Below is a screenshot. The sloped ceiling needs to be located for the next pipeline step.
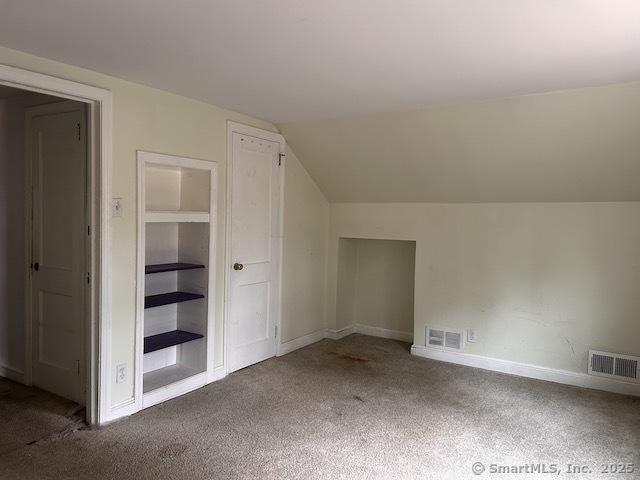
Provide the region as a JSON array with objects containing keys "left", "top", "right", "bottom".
[
  {"left": 279, "top": 82, "right": 640, "bottom": 202},
  {"left": 0, "top": 1, "right": 639, "bottom": 123}
]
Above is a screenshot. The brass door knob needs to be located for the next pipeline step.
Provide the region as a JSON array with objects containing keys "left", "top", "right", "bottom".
[{"left": 233, "top": 262, "right": 244, "bottom": 271}]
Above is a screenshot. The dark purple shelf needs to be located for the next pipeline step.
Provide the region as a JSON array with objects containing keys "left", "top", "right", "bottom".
[
  {"left": 143, "top": 330, "right": 204, "bottom": 354},
  {"left": 144, "top": 291, "right": 204, "bottom": 309},
  {"left": 145, "top": 263, "right": 205, "bottom": 274}
]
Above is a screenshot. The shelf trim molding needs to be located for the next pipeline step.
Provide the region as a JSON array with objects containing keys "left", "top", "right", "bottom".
[{"left": 145, "top": 211, "right": 210, "bottom": 223}]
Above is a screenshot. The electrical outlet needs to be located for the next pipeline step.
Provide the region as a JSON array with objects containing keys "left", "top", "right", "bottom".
[
  {"left": 116, "top": 364, "right": 126, "bottom": 384},
  {"left": 111, "top": 197, "right": 123, "bottom": 218},
  {"left": 467, "top": 329, "right": 478, "bottom": 343}
]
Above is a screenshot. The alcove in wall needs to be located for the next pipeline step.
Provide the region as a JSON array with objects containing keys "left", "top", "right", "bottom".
[{"left": 336, "top": 238, "right": 416, "bottom": 339}]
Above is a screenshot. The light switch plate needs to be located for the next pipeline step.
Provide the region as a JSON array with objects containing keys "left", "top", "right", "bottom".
[{"left": 112, "top": 197, "right": 123, "bottom": 218}]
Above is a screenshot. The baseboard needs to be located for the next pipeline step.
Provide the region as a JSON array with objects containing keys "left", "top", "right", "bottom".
[
  {"left": 324, "top": 326, "right": 354, "bottom": 340},
  {"left": 411, "top": 345, "right": 640, "bottom": 397},
  {"left": 104, "top": 397, "right": 139, "bottom": 424},
  {"left": 278, "top": 329, "right": 326, "bottom": 356},
  {"left": 0, "top": 364, "right": 25, "bottom": 384},
  {"left": 278, "top": 324, "right": 412, "bottom": 356},
  {"left": 352, "top": 324, "right": 412, "bottom": 343},
  {"left": 210, "top": 365, "right": 227, "bottom": 382}
]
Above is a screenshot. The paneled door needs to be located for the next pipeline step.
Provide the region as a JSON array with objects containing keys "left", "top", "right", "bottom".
[
  {"left": 227, "top": 127, "right": 282, "bottom": 373},
  {"left": 27, "top": 101, "right": 87, "bottom": 404}
]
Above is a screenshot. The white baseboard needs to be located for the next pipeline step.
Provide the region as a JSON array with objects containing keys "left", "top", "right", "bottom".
[
  {"left": 143, "top": 371, "right": 208, "bottom": 410},
  {"left": 105, "top": 397, "right": 139, "bottom": 423},
  {"left": 278, "top": 324, "right": 413, "bottom": 356},
  {"left": 0, "top": 365, "right": 25, "bottom": 384},
  {"left": 325, "top": 326, "right": 354, "bottom": 340},
  {"left": 105, "top": 366, "right": 228, "bottom": 424},
  {"left": 352, "top": 324, "right": 413, "bottom": 343},
  {"left": 411, "top": 345, "right": 640, "bottom": 397},
  {"left": 210, "top": 365, "right": 227, "bottom": 382},
  {"left": 278, "top": 329, "right": 327, "bottom": 356}
]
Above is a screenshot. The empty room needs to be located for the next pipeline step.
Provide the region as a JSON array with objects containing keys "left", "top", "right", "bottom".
[{"left": 0, "top": 2, "right": 639, "bottom": 479}]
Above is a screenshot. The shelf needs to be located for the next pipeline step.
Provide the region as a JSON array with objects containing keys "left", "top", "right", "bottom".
[
  {"left": 145, "top": 263, "right": 205, "bottom": 274},
  {"left": 143, "top": 363, "right": 204, "bottom": 394},
  {"left": 144, "top": 329, "right": 204, "bottom": 354},
  {"left": 145, "top": 211, "right": 210, "bottom": 223},
  {"left": 144, "top": 291, "right": 204, "bottom": 309}
]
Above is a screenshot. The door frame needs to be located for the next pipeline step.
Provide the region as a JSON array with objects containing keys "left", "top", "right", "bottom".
[
  {"left": 0, "top": 64, "right": 112, "bottom": 425},
  {"left": 24, "top": 100, "right": 88, "bottom": 405},
  {"left": 224, "top": 121, "right": 285, "bottom": 374}
]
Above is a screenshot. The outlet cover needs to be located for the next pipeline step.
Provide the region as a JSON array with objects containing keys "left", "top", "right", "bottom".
[
  {"left": 467, "top": 329, "right": 478, "bottom": 343},
  {"left": 116, "top": 364, "right": 126, "bottom": 384}
]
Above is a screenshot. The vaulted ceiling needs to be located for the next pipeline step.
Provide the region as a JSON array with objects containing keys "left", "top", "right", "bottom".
[
  {"left": 280, "top": 82, "right": 640, "bottom": 202},
  {"left": 0, "top": 1, "right": 639, "bottom": 123},
  {"left": 1, "top": 1, "right": 639, "bottom": 202}
]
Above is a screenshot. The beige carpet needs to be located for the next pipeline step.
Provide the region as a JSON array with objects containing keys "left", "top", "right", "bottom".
[{"left": 1, "top": 334, "right": 638, "bottom": 479}]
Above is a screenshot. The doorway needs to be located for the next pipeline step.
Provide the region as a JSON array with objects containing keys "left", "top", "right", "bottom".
[
  {"left": 225, "top": 122, "right": 285, "bottom": 373},
  {"left": 0, "top": 63, "right": 112, "bottom": 424},
  {"left": 0, "top": 88, "right": 87, "bottom": 407}
]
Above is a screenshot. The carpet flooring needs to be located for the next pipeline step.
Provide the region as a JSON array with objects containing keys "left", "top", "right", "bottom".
[{"left": 0, "top": 334, "right": 638, "bottom": 479}]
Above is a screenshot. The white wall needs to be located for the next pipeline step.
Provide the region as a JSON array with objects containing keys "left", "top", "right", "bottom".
[
  {"left": 280, "top": 80, "right": 640, "bottom": 203},
  {"left": 328, "top": 203, "right": 640, "bottom": 374},
  {"left": 0, "top": 47, "right": 330, "bottom": 409},
  {"left": 281, "top": 147, "right": 329, "bottom": 342},
  {"left": 0, "top": 91, "right": 60, "bottom": 378}
]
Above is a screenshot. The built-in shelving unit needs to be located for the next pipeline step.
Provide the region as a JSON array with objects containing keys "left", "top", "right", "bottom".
[{"left": 137, "top": 151, "right": 217, "bottom": 408}]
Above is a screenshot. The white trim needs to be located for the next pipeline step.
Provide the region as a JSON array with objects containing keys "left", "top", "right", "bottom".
[
  {"left": 325, "top": 326, "right": 355, "bottom": 340},
  {"left": 135, "top": 151, "right": 219, "bottom": 415},
  {"left": 224, "top": 122, "right": 285, "bottom": 375},
  {"left": 411, "top": 345, "right": 640, "bottom": 397},
  {"left": 103, "top": 398, "right": 138, "bottom": 424},
  {"left": 142, "top": 372, "right": 207, "bottom": 409},
  {"left": 0, "top": 365, "right": 25, "bottom": 384},
  {"left": 0, "top": 64, "right": 112, "bottom": 426},
  {"left": 144, "top": 211, "right": 210, "bottom": 223},
  {"left": 211, "top": 365, "right": 227, "bottom": 382},
  {"left": 352, "top": 324, "right": 412, "bottom": 343},
  {"left": 278, "top": 324, "right": 412, "bottom": 356},
  {"left": 277, "top": 330, "right": 326, "bottom": 356}
]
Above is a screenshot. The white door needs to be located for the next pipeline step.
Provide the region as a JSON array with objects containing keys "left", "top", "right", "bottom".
[
  {"left": 227, "top": 130, "right": 282, "bottom": 373},
  {"left": 28, "top": 101, "right": 86, "bottom": 404}
]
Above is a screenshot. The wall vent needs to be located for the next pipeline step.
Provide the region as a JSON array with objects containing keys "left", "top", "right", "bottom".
[
  {"left": 426, "top": 326, "right": 464, "bottom": 351},
  {"left": 588, "top": 350, "right": 639, "bottom": 383}
]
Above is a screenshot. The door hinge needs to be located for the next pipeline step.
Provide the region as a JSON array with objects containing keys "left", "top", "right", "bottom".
[
  {"left": 86, "top": 272, "right": 90, "bottom": 284},
  {"left": 278, "top": 153, "right": 285, "bottom": 166},
  {"left": 76, "top": 359, "right": 80, "bottom": 376},
  {"left": 77, "top": 122, "right": 81, "bottom": 141},
  {"left": 87, "top": 225, "right": 91, "bottom": 236},
  {"left": 275, "top": 325, "right": 278, "bottom": 337}
]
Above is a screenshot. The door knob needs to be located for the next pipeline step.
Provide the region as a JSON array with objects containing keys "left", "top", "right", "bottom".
[
  {"left": 233, "top": 262, "right": 243, "bottom": 271},
  {"left": 32, "top": 262, "right": 39, "bottom": 271}
]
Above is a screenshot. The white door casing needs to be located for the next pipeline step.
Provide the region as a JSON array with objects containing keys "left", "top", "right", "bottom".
[
  {"left": 1, "top": 63, "right": 113, "bottom": 425},
  {"left": 27, "top": 101, "right": 87, "bottom": 404},
  {"left": 226, "top": 123, "right": 284, "bottom": 373}
]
